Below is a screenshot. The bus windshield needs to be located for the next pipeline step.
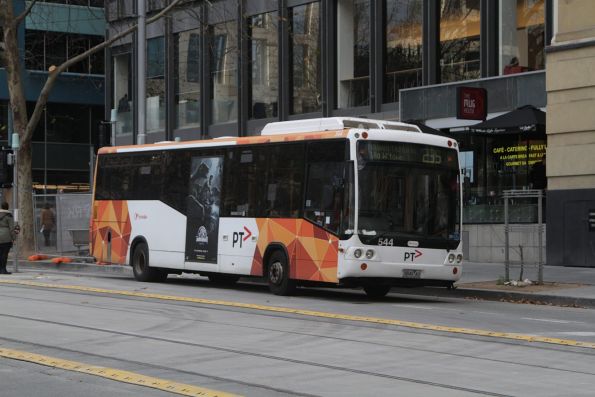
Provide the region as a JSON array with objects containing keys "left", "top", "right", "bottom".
[{"left": 357, "top": 141, "right": 460, "bottom": 249}]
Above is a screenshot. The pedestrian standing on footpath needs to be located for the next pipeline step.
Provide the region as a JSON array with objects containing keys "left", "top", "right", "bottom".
[
  {"left": 40, "top": 203, "right": 55, "bottom": 247},
  {"left": 0, "top": 202, "right": 16, "bottom": 275}
]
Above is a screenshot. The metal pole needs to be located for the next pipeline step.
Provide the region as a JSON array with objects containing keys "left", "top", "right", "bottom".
[
  {"left": 11, "top": 133, "right": 19, "bottom": 273},
  {"left": 44, "top": 108, "right": 47, "bottom": 195},
  {"left": 504, "top": 194, "right": 509, "bottom": 282},
  {"left": 537, "top": 190, "right": 543, "bottom": 284},
  {"left": 137, "top": 0, "right": 146, "bottom": 145}
]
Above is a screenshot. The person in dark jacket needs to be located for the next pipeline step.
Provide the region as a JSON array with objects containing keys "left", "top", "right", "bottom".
[{"left": 0, "top": 202, "right": 16, "bottom": 274}]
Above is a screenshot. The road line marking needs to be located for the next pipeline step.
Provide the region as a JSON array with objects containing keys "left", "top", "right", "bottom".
[
  {"left": 2, "top": 279, "right": 595, "bottom": 350},
  {"left": 0, "top": 347, "right": 239, "bottom": 397},
  {"left": 521, "top": 317, "right": 575, "bottom": 324}
]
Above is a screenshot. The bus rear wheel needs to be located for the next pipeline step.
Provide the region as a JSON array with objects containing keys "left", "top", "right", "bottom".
[
  {"left": 363, "top": 285, "right": 391, "bottom": 299},
  {"left": 267, "top": 251, "right": 296, "bottom": 296},
  {"left": 132, "top": 242, "right": 167, "bottom": 282}
]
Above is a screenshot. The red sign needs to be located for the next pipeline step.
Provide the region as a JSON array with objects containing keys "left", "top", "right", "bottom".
[{"left": 457, "top": 87, "right": 487, "bottom": 120}]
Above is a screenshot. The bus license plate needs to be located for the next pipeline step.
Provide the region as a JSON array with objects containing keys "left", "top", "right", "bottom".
[{"left": 402, "top": 269, "right": 421, "bottom": 279}]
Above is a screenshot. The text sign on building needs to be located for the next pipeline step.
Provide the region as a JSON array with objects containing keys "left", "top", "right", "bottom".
[
  {"left": 589, "top": 209, "right": 595, "bottom": 232},
  {"left": 457, "top": 87, "right": 487, "bottom": 120}
]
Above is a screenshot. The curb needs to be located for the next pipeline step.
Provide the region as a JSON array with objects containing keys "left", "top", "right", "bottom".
[
  {"left": 16, "top": 260, "right": 132, "bottom": 276},
  {"left": 396, "top": 286, "right": 595, "bottom": 309}
]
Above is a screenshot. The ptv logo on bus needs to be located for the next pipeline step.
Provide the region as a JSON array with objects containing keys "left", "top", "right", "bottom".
[
  {"left": 404, "top": 250, "right": 422, "bottom": 262},
  {"left": 232, "top": 226, "right": 252, "bottom": 248}
]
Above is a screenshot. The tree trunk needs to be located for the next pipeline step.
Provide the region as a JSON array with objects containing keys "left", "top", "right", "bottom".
[
  {"left": 0, "top": 0, "right": 185, "bottom": 256},
  {"left": 3, "top": 0, "right": 36, "bottom": 255}
]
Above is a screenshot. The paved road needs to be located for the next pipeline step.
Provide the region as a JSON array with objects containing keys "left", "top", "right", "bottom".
[{"left": 1, "top": 272, "right": 595, "bottom": 396}]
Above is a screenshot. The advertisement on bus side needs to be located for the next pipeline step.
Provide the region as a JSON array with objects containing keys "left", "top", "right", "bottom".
[{"left": 185, "top": 155, "right": 223, "bottom": 263}]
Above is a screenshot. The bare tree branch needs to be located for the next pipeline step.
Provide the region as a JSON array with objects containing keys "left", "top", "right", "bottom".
[
  {"left": 25, "top": 0, "right": 185, "bottom": 141},
  {"left": 15, "top": 0, "right": 39, "bottom": 26}
]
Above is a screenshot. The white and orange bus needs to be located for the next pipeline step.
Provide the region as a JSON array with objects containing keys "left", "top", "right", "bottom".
[{"left": 91, "top": 117, "right": 463, "bottom": 297}]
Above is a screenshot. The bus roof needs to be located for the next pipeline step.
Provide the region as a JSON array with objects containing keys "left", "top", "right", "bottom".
[
  {"left": 261, "top": 117, "right": 420, "bottom": 135},
  {"left": 97, "top": 118, "right": 426, "bottom": 155}
]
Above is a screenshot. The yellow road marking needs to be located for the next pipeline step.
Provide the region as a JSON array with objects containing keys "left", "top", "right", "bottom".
[
  {"left": 0, "top": 347, "right": 239, "bottom": 397},
  {"left": 1, "top": 279, "right": 595, "bottom": 349}
]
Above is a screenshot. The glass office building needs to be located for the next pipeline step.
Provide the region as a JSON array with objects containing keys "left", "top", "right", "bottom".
[
  {"left": 106, "top": 0, "right": 552, "bottom": 263},
  {"left": 0, "top": 0, "right": 105, "bottom": 189}
]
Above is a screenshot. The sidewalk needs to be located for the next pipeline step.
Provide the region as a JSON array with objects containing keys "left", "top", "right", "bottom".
[{"left": 7, "top": 258, "right": 595, "bottom": 308}]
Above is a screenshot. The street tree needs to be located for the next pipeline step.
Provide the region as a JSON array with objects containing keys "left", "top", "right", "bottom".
[{"left": 0, "top": 0, "right": 184, "bottom": 255}]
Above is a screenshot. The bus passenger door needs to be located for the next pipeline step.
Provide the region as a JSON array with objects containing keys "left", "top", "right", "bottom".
[{"left": 218, "top": 218, "right": 259, "bottom": 276}]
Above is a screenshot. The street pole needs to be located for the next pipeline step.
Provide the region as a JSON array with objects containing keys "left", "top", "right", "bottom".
[
  {"left": 137, "top": 0, "right": 146, "bottom": 145},
  {"left": 11, "top": 133, "right": 19, "bottom": 273}
]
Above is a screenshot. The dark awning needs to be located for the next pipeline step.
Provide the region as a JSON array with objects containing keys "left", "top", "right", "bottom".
[{"left": 467, "top": 105, "right": 545, "bottom": 136}]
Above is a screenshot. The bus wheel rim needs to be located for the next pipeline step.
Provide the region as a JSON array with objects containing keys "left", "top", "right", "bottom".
[{"left": 269, "top": 261, "right": 283, "bottom": 285}]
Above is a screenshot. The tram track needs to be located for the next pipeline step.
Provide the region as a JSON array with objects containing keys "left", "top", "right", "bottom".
[
  {"left": 2, "top": 310, "right": 594, "bottom": 396},
  {"left": 2, "top": 280, "right": 595, "bottom": 396},
  {"left": 1, "top": 281, "right": 595, "bottom": 354},
  {"left": 2, "top": 290, "right": 595, "bottom": 366},
  {"left": 0, "top": 319, "right": 512, "bottom": 397}
]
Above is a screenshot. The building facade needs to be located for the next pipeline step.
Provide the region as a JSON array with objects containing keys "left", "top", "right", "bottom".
[
  {"left": 0, "top": 0, "right": 105, "bottom": 191},
  {"left": 546, "top": 0, "right": 595, "bottom": 267},
  {"left": 107, "top": 0, "right": 559, "bottom": 264}
]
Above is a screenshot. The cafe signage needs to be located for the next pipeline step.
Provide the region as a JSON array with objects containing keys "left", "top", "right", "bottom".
[{"left": 457, "top": 87, "right": 487, "bottom": 120}]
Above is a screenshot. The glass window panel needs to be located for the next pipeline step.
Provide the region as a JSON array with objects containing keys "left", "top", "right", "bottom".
[
  {"left": 46, "top": 103, "right": 90, "bottom": 143},
  {"left": 439, "top": 0, "right": 481, "bottom": 83},
  {"left": 337, "top": 0, "right": 370, "bottom": 108},
  {"left": 290, "top": 2, "right": 321, "bottom": 115},
  {"left": 175, "top": 29, "right": 201, "bottom": 130},
  {"left": 0, "top": 28, "right": 5, "bottom": 69},
  {"left": 45, "top": 32, "right": 67, "bottom": 70},
  {"left": 385, "top": 0, "right": 423, "bottom": 103},
  {"left": 500, "top": 0, "right": 545, "bottom": 75},
  {"left": 266, "top": 144, "right": 305, "bottom": 217},
  {"left": 113, "top": 52, "right": 133, "bottom": 135},
  {"left": 0, "top": 102, "right": 8, "bottom": 142},
  {"left": 67, "top": 35, "right": 89, "bottom": 74},
  {"left": 211, "top": 20, "right": 238, "bottom": 124},
  {"left": 146, "top": 37, "right": 166, "bottom": 133},
  {"left": 249, "top": 12, "right": 279, "bottom": 119},
  {"left": 25, "top": 30, "right": 46, "bottom": 70},
  {"left": 456, "top": 133, "right": 546, "bottom": 223},
  {"left": 90, "top": 36, "right": 105, "bottom": 74}
]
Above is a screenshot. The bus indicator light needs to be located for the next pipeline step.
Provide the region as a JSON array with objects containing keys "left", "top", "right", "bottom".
[
  {"left": 360, "top": 263, "right": 367, "bottom": 271},
  {"left": 362, "top": 132, "right": 368, "bottom": 139}
]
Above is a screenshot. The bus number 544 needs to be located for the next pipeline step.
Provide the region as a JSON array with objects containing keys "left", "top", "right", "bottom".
[{"left": 378, "top": 238, "right": 393, "bottom": 246}]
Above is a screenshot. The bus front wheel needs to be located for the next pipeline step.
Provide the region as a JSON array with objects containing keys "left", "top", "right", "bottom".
[
  {"left": 267, "top": 251, "right": 296, "bottom": 296},
  {"left": 363, "top": 285, "right": 391, "bottom": 299},
  {"left": 132, "top": 242, "right": 167, "bottom": 282}
]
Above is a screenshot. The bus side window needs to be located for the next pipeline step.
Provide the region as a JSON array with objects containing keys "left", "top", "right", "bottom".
[
  {"left": 304, "top": 162, "right": 344, "bottom": 234},
  {"left": 304, "top": 141, "right": 348, "bottom": 234}
]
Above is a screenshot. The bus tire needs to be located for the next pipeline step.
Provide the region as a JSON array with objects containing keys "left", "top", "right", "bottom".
[
  {"left": 208, "top": 274, "right": 240, "bottom": 285},
  {"left": 363, "top": 285, "right": 391, "bottom": 299},
  {"left": 132, "top": 242, "right": 167, "bottom": 282},
  {"left": 267, "top": 250, "right": 296, "bottom": 296}
]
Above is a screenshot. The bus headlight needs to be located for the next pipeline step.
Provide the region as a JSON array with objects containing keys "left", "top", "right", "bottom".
[
  {"left": 354, "top": 248, "right": 363, "bottom": 259},
  {"left": 447, "top": 253, "right": 456, "bottom": 263},
  {"left": 456, "top": 254, "right": 463, "bottom": 263},
  {"left": 365, "top": 249, "right": 375, "bottom": 259}
]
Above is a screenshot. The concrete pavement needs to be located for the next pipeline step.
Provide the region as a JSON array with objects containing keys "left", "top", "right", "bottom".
[{"left": 6, "top": 258, "right": 595, "bottom": 308}]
